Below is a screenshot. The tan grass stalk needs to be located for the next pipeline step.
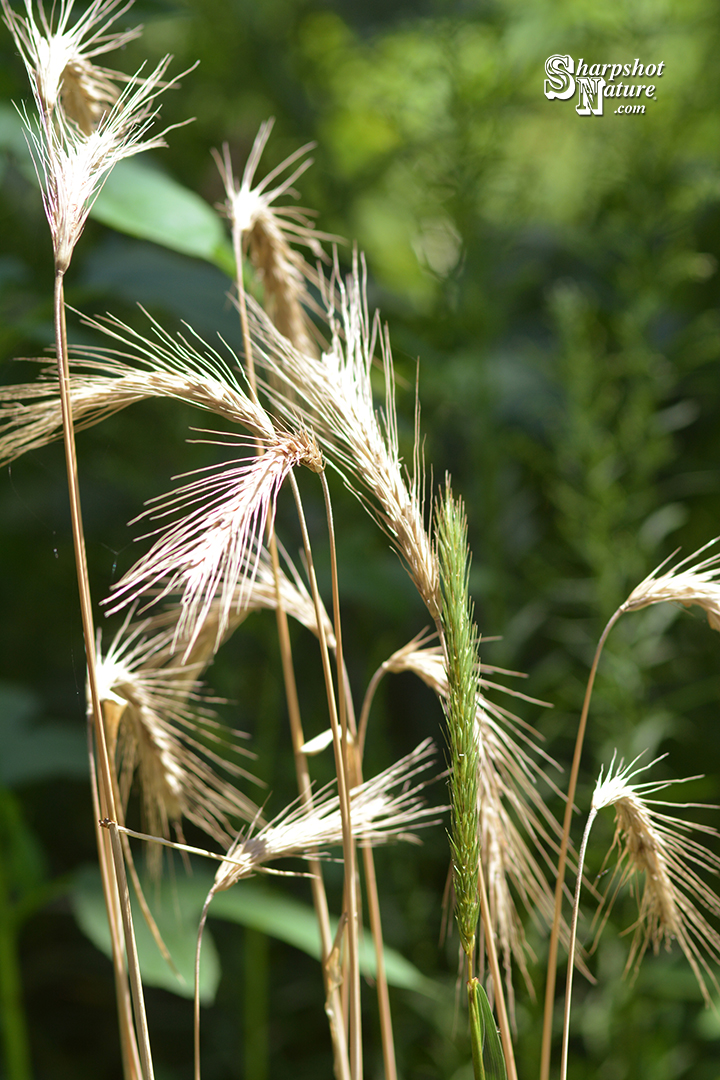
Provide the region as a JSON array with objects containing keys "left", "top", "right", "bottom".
[
  {"left": 53, "top": 270, "right": 158, "bottom": 1078},
  {"left": 88, "top": 729, "right": 143, "bottom": 1080},
  {"left": 2, "top": 8, "right": 198, "bottom": 1072},
  {"left": 219, "top": 122, "right": 353, "bottom": 1080},
  {"left": 288, "top": 469, "right": 362, "bottom": 1080},
  {"left": 222, "top": 123, "right": 356, "bottom": 1075}
]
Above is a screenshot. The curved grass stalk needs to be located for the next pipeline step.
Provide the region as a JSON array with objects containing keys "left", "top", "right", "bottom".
[{"left": 540, "top": 607, "right": 622, "bottom": 1080}]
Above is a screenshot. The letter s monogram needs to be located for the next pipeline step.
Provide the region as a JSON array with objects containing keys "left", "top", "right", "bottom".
[{"left": 544, "top": 55, "right": 576, "bottom": 100}]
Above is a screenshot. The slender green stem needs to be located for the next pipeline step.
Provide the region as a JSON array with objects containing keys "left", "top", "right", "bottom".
[
  {"left": 540, "top": 607, "right": 623, "bottom": 1080},
  {"left": 477, "top": 859, "right": 516, "bottom": 1080},
  {"left": 244, "top": 928, "right": 270, "bottom": 1080},
  {"left": 468, "top": 972, "right": 486, "bottom": 1080},
  {"left": 0, "top": 828, "right": 32, "bottom": 1080},
  {"left": 194, "top": 893, "right": 213, "bottom": 1080}
]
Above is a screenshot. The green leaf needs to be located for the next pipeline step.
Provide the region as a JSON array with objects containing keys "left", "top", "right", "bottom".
[
  {"left": 91, "top": 159, "right": 235, "bottom": 276},
  {"left": 0, "top": 684, "right": 87, "bottom": 787},
  {"left": 71, "top": 862, "right": 440, "bottom": 1002},
  {"left": 70, "top": 866, "right": 220, "bottom": 1005},
  {"left": 468, "top": 978, "right": 507, "bottom": 1080}
]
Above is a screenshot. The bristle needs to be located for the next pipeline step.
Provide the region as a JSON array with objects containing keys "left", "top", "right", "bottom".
[{"left": 105, "top": 430, "right": 324, "bottom": 654}]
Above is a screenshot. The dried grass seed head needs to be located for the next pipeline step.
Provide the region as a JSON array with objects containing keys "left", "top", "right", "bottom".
[
  {"left": 0, "top": 310, "right": 275, "bottom": 468},
  {"left": 212, "top": 738, "right": 443, "bottom": 893},
  {"left": 592, "top": 753, "right": 720, "bottom": 1004},
  {"left": 215, "top": 119, "right": 338, "bottom": 355},
  {"left": 141, "top": 540, "right": 335, "bottom": 671},
  {"left": 95, "top": 612, "right": 261, "bottom": 875},
  {"left": 624, "top": 540, "right": 720, "bottom": 632},
  {"left": 2, "top": 0, "right": 142, "bottom": 128},
  {"left": 24, "top": 54, "right": 189, "bottom": 271}
]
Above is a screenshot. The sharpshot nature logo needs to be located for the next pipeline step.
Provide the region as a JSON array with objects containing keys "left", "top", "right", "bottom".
[{"left": 544, "top": 54, "right": 664, "bottom": 116}]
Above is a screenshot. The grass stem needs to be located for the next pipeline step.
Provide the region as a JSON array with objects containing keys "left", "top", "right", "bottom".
[
  {"left": 55, "top": 270, "right": 154, "bottom": 1080},
  {"left": 289, "top": 471, "right": 361, "bottom": 1080}
]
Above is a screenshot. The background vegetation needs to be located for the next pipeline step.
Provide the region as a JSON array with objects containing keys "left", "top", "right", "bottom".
[{"left": 2, "top": 0, "right": 720, "bottom": 1077}]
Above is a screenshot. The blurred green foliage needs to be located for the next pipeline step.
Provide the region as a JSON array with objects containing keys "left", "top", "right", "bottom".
[{"left": 2, "top": 0, "right": 720, "bottom": 1078}]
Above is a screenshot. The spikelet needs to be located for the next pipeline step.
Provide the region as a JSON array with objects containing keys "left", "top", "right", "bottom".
[
  {"left": 250, "top": 251, "right": 440, "bottom": 619},
  {"left": 591, "top": 754, "right": 720, "bottom": 1003},
  {"left": 95, "top": 612, "right": 261, "bottom": 876},
  {"left": 623, "top": 540, "right": 720, "bottom": 631},
  {"left": 215, "top": 119, "right": 338, "bottom": 356},
  {"left": 2, "top": 0, "right": 142, "bottom": 130}
]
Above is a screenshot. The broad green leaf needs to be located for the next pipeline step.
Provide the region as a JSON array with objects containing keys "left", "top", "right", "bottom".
[
  {"left": 208, "top": 878, "right": 441, "bottom": 997},
  {"left": 71, "top": 862, "right": 440, "bottom": 1002},
  {"left": 91, "top": 159, "right": 235, "bottom": 276},
  {"left": 70, "top": 866, "right": 220, "bottom": 1004},
  {"left": 0, "top": 683, "right": 87, "bottom": 786}
]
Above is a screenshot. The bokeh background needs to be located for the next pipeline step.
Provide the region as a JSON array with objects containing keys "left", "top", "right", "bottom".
[{"left": 2, "top": 1, "right": 720, "bottom": 1078}]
